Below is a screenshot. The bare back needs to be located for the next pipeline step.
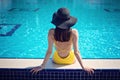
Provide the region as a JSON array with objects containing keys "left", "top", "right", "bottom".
[{"left": 49, "top": 28, "right": 78, "bottom": 58}]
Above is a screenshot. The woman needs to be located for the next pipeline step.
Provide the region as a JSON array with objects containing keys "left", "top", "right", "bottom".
[{"left": 31, "top": 8, "right": 94, "bottom": 74}]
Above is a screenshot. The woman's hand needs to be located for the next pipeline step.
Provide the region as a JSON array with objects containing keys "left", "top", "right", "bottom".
[
  {"left": 30, "top": 65, "right": 45, "bottom": 75},
  {"left": 83, "top": 66, "right": 94, "bottom": 75}
]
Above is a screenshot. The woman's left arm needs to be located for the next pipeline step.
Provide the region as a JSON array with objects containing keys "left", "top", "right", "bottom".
[
  {"left": 40, "top": 30, "right": 54, "bottom": 66},
  {"left": 30, "top": 30, "right": 54, "bottom": 74}
]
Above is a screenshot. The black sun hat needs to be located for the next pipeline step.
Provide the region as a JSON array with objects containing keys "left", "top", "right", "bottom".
[{"left": 51, "top": 8, "right": 77, "bottom": 29}]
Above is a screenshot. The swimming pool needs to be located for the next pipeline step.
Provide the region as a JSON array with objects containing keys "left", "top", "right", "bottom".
[{"left": 0, "top": 0, "right": 120, "bottom": 59}]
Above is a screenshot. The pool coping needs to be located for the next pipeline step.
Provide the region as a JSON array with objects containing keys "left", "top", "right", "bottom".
[{"left": 0, "top": 59, "right": 120, "bottom": 69}]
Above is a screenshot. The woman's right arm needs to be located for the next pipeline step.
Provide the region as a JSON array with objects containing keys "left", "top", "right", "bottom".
[
  {"left": 72, "top": 29, "right": 94, "bottom": 74},
  {"left": 72, "top": 29, "right": 84, "bottom": 68}
]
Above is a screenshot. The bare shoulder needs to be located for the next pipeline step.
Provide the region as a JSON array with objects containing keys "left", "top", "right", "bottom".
[
  {"left": 71, "top": 29, "right": 78, "bottom": 37},
  {"left": 49, "top": 28, "right": 54, "bottom": 34},
  {"left": 48, "top": 28, "right": 55, "bottom": 38}
]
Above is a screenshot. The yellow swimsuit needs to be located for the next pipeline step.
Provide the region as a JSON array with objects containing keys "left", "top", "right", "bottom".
[
  {"left": 53, "top": 50, "right": 75, "bottom": 64},
  {"left": 52, "top": 35, "right": 75, "bottom": 65}
]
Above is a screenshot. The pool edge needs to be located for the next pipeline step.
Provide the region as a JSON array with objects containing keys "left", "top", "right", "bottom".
[{"left": 0, "top": 59, "right": 120, "bottom": 69}]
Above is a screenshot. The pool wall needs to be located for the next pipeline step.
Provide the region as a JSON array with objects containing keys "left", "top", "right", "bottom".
[
  {"left": 0, "top": 59, "right": 120, "bottom": 80},
  {"left": 0, "top": 69, "right": 120, "bottom": 80}
]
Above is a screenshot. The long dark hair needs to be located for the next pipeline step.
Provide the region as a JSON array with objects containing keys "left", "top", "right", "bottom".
[{"left": 54, "top": 27, "right": 72, "bottom": 42}]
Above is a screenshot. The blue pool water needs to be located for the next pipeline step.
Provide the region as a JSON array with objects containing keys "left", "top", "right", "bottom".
[{"left": 0, "top": 0, "right": 120, "bottom": 58}]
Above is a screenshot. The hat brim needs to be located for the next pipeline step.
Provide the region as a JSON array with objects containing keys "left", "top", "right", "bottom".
[
  {"left": 51, "top": 13, "right": 77, "bottom": 29},
  {"left": 57, "top": 16, "right": 77, "bottom": 29}
]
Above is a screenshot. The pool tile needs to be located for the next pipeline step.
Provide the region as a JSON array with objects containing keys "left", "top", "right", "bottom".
[
  {"left": 0, "top": 68, "right": 120, "bottom": 80},
  {"left": 0, "top": 24, "right": 21, "bottom": 37}
]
